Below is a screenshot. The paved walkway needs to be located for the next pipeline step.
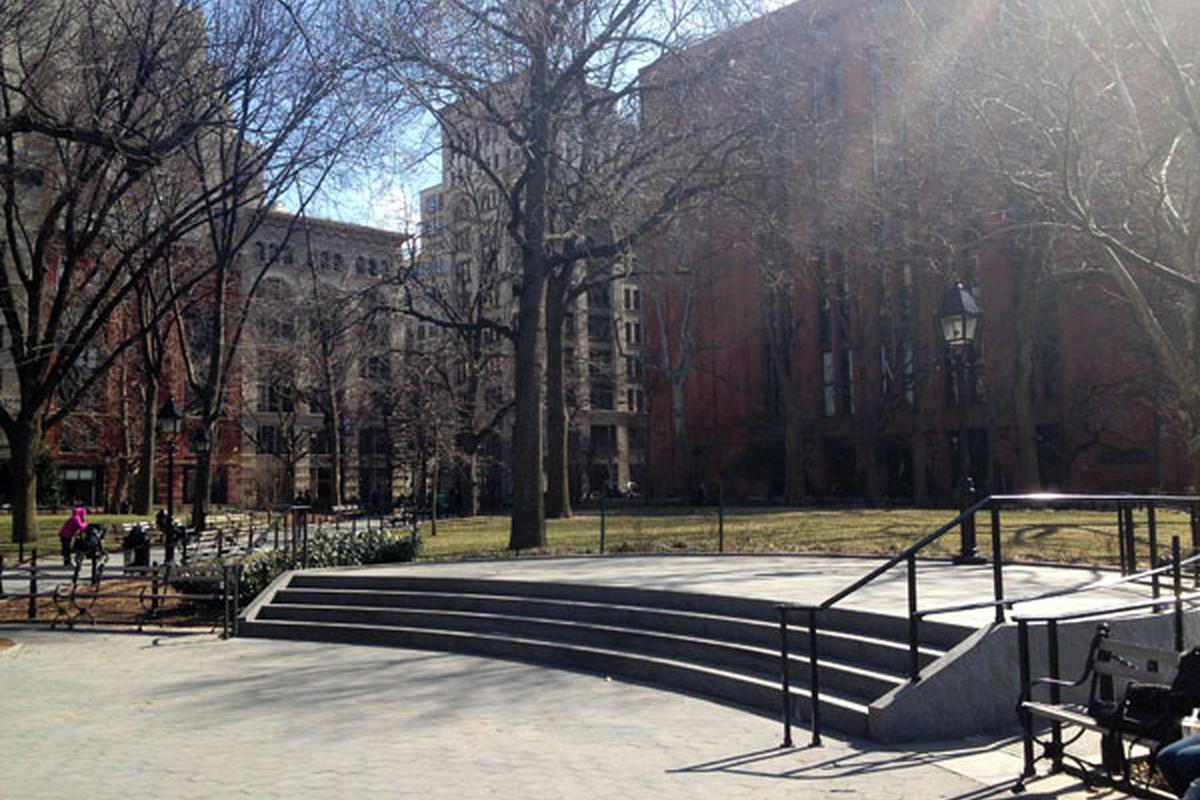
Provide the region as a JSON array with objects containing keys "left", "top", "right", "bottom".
[
  {"left": 0, "top": 628, "right": 1119, "bottom": 800},
  {"left": 348, "top": 554, "right": 1155, "bottom": 626}
]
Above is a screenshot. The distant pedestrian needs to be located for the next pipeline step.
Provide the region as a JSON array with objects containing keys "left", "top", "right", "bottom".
[{"left": 58, "top": 506, "right": 88, "bottom": 566}]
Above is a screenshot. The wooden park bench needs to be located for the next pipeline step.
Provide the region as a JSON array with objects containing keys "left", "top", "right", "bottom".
[{"left": 1018, "top": 623, "right": 1181, "bottom": 796}]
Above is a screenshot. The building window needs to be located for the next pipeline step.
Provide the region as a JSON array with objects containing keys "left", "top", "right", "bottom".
[
  {"left": 359, "top": 427, "right": 389, "bottom": 456},
  {"left": 259, "top": 382, "right": 295, "bottom": 413},
  {"left": 841, "top": 350, "right": 855, "bottom": 416},
  {"left": 590, "top": 380, "right": 614, "bottom": 410},
  {"left": 590, "top": 424, "right": 616, "bottom": 457},
  {"left": 822, "top": 351, "right": 835, "bottom": 417},
  {"left": 258, "top": 425, "right": 281, "bottom": 455},
  {"left": 361, "top": 355, "right": 391, "bottom": 380}
]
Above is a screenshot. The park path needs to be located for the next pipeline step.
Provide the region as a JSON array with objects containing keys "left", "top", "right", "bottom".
[{"left": 0, "top": 628, "right": 1114, "bottom": 800}]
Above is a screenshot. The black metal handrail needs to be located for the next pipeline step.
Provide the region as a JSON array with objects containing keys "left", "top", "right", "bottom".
[
  {"left": 778, "top": 493, "right": 1200, "bottom": 748},
  {"left": 916, "top": 548, "right": 1200, "bottom": 621}
]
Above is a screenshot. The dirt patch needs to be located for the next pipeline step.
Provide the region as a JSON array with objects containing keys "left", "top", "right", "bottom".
[
  {"left": 0, "top": 638, "right": 14, "bottom": 650},
  {"left": 0, "top": 578, "right": 219, "bottom": 628}
]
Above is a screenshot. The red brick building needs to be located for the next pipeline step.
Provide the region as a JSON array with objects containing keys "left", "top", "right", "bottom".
[{"left": 640, "top": 0, "right": 1193, "bottom": 504}]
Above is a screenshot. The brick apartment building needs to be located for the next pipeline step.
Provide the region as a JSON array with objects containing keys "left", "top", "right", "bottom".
[{"left": 639, "top": 0, "right": 1193, "bottom": 503}]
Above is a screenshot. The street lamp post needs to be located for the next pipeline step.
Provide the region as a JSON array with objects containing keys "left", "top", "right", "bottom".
[
  {"left": 158, "top": 396, "right": 182, "bottom": 563},
  {"left": 190, "top": 428, "right": 212, "bottom": 533},
  {"left": 938, "top": 283, "right": 985, "bottom": 565}
]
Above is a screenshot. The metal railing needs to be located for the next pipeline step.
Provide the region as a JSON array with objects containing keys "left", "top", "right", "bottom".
[
  {"left": 0, "top": 549, "right": 244, "bottom": 637},
  {"left": 778, "top": 493, "right": 1200, "bottom": 748}
]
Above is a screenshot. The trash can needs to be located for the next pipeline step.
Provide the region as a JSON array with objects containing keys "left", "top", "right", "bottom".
[{"left": 123, "top": 524, "right": 150, "bottom": 567}]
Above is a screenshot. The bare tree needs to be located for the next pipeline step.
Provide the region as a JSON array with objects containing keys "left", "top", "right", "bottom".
[
  {"left": 173, "top": 0, "right": 369, "bottom": 531},
  {"left": 351, "top": 0, "right": 757, "bottom": 548},
  {"left": 0, "top": 0, "right": 270, "bottom": 541},
  {"left": 969, "top": 0, "right": 1200, "bottom": 484}
]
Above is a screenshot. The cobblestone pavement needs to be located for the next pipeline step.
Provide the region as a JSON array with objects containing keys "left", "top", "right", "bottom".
[{"left": 1, "top": 629, "right": 1116, "bottom": 800}]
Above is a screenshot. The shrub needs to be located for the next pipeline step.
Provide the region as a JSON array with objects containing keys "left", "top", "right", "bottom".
[{"left": 235, "top": 527, "right": 421, "bottom": 605}]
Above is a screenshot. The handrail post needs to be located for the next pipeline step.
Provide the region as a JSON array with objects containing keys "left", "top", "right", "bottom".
[
  {"left": 808, "top": 606, "right": 822, "bottom": 747},
  {"left": 1149, "top": 501, "right": 1160, "bottom": 607},
  {"left": 1048, "top": 619, "right": 1063, "bottom": 772},
  {"left": 907, "top": 554, "right": 920, "bottom": 681},
  {"left": 1124, "top": 506, "right": 1138, "bottom": 573},
  {"left": 1118, "top": 503, "right": 1129, "bottom": 575},
  {"left": 1191, "top": 502, "right": 1200, "bottom": 587},
  {"left": 1018, "top": 619, "right": 1036, "bottom": 779},
  {"left": 1174, "top": 536, "right": 1184, "bottom": 652},
  {"left": 990, "top": 504, "right": 1005, "bottom": 624},
  {"left": 777, "top": 605, "right": 794, "bottom": 748}
]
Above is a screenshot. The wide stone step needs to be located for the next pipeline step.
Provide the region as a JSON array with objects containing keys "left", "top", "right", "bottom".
[
  {"left": 258, "top": 602, "right": 905, "bottom": 700},
  {"left": 285, "top": 574, "right": 971, "bottom": 650},
  {"left": 271, "top": 588, "right": 947, "bottom": 672},
  {"left": 239, "top": 616, "right": 870, "bottom": 738}
]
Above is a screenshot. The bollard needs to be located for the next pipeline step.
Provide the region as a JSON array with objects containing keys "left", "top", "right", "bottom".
[{"left": 28, "top": 548, "right": 38, "bottom": 620}]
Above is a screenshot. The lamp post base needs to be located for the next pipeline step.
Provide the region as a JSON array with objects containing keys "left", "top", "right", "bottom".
[{"left": 952, "top": 552, "right": 988, "bottom": 566}]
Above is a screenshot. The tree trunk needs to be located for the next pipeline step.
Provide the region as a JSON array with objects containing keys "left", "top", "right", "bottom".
[
  {"left": 912, "top": 430, "right": 930, "bottom": 505},
  {"left": 1011, "top": 260, "right": 1042, "bottom": 492},
  {"left": 9, "top": 418, "right": 41, "bottom": 545},
  {"left": 430, "top": 451, "right": 439, "bottom": 538},
  {"left": 133, "top": 382, "right": 159, "bottom": 515},
  {"left": 464, "top": 452, "right": 479, "bottom": 517},
  {"left": 110, "top": 463, "right": 129, "bottom": 514},
  {"left": 508, "top": 53, "right": 551, "bottom": 552},
  {"left": 782, "top": 399, "right": 807, "bottom": 505},
  {"left": 671, "top": 377, "right": 691, "bottom": 498},
  {"left": 545, "top": 272, "right": 571, "bottom": 519},
  {"left": 508, "top": 269, "right": 549, "bottom": 550}
]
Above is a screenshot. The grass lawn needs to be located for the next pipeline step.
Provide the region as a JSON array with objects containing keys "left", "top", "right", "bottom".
[
  {"left": 419, "top": 504, "right": 1194, "bottom": 567},
  {"left": 1, "top": 504, "right": 1189, "bottom": 570}
]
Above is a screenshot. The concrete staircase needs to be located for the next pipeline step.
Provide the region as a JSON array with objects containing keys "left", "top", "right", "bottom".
[{"left": 240, "top": 571, "right": 973, "bottom": 738}]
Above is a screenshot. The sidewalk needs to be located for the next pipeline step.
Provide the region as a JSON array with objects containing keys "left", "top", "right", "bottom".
[{"left": 0, "top": 628, "right": 1119, "bottom": 800}]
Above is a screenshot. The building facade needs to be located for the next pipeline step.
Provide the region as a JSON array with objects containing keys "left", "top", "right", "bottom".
[{"left": 640, "top": 0, "right": 1194, "bottom": 503}]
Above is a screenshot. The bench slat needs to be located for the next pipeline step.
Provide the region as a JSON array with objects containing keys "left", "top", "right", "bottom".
[{"left": 1023, "top": 701, "right": 1105, "bottom": 731}]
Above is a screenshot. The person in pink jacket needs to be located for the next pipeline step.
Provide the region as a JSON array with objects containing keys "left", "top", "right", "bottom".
[{"left": 58, "top": 506, "right": 88, "bottom": 566}]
